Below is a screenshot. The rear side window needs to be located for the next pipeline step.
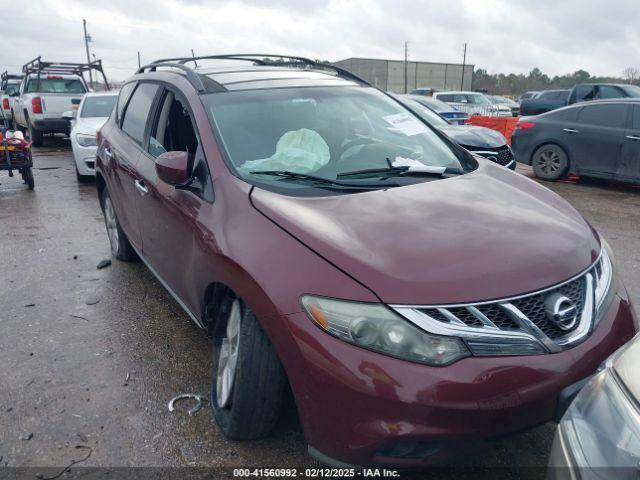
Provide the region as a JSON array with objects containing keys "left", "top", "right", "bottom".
[
  {"left": 597, "top": 86, "right": 624, "bottom": 99},
  {"left": 577, "top": 104, "right": 628, "bottom": 128},
  {"left": 121, "top": 83, "right": 159, "bottom": 145},
  {"left": 116, "top": 82, "right": 137, "bottom": 122},
  {"left": 437, "top": 94, "right": 454, "bottom": 102}
]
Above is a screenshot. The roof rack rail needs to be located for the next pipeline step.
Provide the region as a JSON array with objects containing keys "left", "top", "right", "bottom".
[
  {"left": 1, "top": 71, "right": 23, "bottom": 90},
  {"left": 144, "top": 54, "right": 372, "bottom": 90},
  {"left": 135, "top": 62, "right": 226, "bottom": 93},
  {"left": 22, "top": 56, "right": 110, "bottom": 90}
]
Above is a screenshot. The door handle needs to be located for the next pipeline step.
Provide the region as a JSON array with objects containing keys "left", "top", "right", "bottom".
[
  {"left": 135, "top": 179, "right": 148, "bottom": 195},
  {"left": 625, "top": 135, "right": 640, "bottom": 141},
  {"left": 562, "top": 128, "right": 579, "bottom": 134},
  {"left": 103, "top": 147, "right": 113, "bottom": 158}
]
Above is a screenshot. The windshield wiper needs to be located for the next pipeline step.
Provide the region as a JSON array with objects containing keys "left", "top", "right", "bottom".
[
  {"left": 249, "top": 170, "right": 395, "bottom": 189},
  {"left": 338, "top": 165, "right": 463, "bottom": 178}
]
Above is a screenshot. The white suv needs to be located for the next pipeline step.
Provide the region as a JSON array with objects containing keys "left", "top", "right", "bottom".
[{"left": 433, "top": 91, "right": 512, "bottom": 117}]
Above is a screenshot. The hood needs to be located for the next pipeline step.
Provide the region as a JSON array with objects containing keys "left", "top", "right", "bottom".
[
  {"left": 76, "top": 117, "right": 108, "bottom": 134},
  {"left": 613, "top": 334, "right": 640, "bottom": 401},
  {"left": 250, "top": 161, "right": 600, "bottom": 305},
  {"left": 437, "top": 125, "right": 507, "bottom": 149}
]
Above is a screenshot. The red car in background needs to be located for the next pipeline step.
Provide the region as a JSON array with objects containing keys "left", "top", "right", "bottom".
[{"left": 95, "top": 55, "right": 637, "bottom": 467}]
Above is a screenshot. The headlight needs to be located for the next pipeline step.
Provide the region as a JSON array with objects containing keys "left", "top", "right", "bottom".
[
  {"left": 301, "top": 296, "right": 470, "bottom": 366},
  {"left": 559, "top": 369, "right": 640, "bottom": 470},
  {"left": 594, "top": 240, "right": 615, "bottom": 321},
  {"left": 76, "top": 133, "right": 97, "bottom": 147}
]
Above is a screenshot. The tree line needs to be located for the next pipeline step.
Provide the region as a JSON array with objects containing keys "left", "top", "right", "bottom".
[{"left": 471, "top": 67, "right": 640, "bottom": 95}]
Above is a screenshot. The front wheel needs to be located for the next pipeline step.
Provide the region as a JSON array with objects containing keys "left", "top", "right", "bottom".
[
  {"left": 532, "top": 144, "right": 569, "bottom": 181},
  {"left": 100, "top": 188, "right": 136, "bottom": 261},
  {"left": 211, "top": 297, "right": 286, "bottom": 440}
]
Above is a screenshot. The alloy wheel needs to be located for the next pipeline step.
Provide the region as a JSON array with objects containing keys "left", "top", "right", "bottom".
[
  {"left": 216, "top": 299, "right": 242, "bottom": 408},
  {"left": 537, "top": 149, "right": 562, "bottom": 175}
]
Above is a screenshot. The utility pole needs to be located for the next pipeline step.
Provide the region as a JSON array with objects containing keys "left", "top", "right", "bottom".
[
  {"left": 137, "top": 51, "right": 141, "bottom": 69},
  {"left": 404, "top": 41, "right": 408, "bottom": 94},
  {"left": 83, "top": 18, "right": 93, "bottom": 89},
  {"left": 461, "top": 42, "right": 467, "bottom": 90}
]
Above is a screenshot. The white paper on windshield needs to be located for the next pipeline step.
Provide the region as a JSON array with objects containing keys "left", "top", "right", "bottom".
[
  {"left": 392, "top": 157, "right": 447, "bottom": 173},
  {"left": 383, "top": 113, "right": 429, "bottom": 136}
]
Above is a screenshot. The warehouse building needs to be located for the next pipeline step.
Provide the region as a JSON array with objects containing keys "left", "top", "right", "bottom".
[{"left": 333, "top": 57, "right": 474, "bottom": 93}]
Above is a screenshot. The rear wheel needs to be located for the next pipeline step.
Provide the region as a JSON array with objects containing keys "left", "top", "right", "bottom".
[
  {"left": 24, "top": 168, "right": 34, "bottom": 190},
  {"left": 211, "top": 297, "right": 286, "bottom": 439},
  {"left": 532, "top": 144, "right": 568, "bottom": 181},
  {"left": 100, "top": 188, "right": 136, "bottom": 261}
]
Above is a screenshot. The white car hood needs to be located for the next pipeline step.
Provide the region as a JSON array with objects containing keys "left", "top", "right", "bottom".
[{"left": 74, "top": 117, "right": 108, "bottom": 135}]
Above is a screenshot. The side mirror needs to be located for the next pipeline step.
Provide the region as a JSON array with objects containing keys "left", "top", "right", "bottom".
[
  {"left": 62, "top": 110, "right": 76, "bottom": 120},
  {"left": 156, "top": 151, "right": 190, "bottom": 185}
]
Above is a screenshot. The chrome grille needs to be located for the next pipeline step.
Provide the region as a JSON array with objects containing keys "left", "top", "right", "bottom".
[
  {"left": 464, "top": 145, "right": 515, "bottom": 166},
  {"left": 393, "top": 252, "right": 612, "bottom": 356}
]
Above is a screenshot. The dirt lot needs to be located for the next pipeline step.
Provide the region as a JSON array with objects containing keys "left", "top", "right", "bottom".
[{"left": 1, "top": 140, "right": 638, "bottom": 479}]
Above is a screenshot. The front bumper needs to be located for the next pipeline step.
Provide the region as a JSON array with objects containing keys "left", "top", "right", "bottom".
[
  {"left": 281, "top": 289, "right": 637, "bottom": 467},
  {"left": 71, "top": 141, "right": 97, "bottom": 176}
]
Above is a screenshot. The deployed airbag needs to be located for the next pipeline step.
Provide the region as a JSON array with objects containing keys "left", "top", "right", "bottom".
[{"left": 238, "top": 128, "right": 330, "bottom": 175}]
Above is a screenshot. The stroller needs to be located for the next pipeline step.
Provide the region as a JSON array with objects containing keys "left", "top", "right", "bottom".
[{"left": 0, "top": 127, "right": 34, "bottom": 189}]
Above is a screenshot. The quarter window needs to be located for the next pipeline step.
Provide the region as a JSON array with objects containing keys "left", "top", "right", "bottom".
[{"left": 121, "top": 83, "right": 160, "bottom": 145}]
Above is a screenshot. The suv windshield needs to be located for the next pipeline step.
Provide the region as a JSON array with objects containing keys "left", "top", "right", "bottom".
[
  {"left": 26, "top": 78, "right": 86, "bottom": 94},
  {"left": 81, "top": 95, "right": 117, "bottom": 118},
  {"left": 205, "top": 86, "right": 468, "bottom": 194}
]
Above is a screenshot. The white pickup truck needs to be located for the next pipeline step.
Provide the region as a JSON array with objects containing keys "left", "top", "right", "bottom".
[
  {"left": 12, "top": 57, "right": 110, "bottom": 147},
  {"left": 0, "top": 72, "right": 22, "bottom": 127}
]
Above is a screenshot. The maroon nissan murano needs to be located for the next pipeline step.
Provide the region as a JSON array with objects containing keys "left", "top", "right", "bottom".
[{"left": 95, "top": 55, "right": 638, "bottom": 467}]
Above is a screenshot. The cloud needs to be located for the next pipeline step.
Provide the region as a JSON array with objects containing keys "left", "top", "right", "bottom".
[{"left": 1, "top": 0, "right": 638, "bottom": 84}]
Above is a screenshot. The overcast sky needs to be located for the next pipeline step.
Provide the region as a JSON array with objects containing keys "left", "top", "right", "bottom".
[{"left": 1, "top": 0, "right": 639, "bottom": 82}]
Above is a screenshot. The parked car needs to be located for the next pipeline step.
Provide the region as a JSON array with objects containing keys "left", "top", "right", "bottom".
[
  {"left": 520, "top": 89, "right": 571, "bottom": 116},
  {"left": 410, "top": 87, "right": 442, "bottom": 96},
  {"left": 434, "top": 91, "right": 512, "bottom": 117},
  {"left": 404, "top": 94, "right": 469, "bottom": 124},
  {"left": 512, "top": 99, "right": 640, "bottom": 183},
  {"left": 1, "top": 72, "right": 23, "bottom": 127},
  {"left": 395, "top": 95, "right": 515, "bottom": 169},
  {"left": 96, "top": 54, "right": 637, "bottom": 467},
  {"left": 519, "top": 91, "right": 539, "bottom": 101},
  {"left": 488, "top": 95, "right": 520, "bottom": 117},
  {"left": 549, "top": 332, "right": 640, "bottom": 478},
  {"left": 13, "top": 57, "right": 110, "bottom": 146},
  {"left": 521, "top": 84, "right": 640, "bottom": 117},
  {"left": 67, "top": 91, "right": 118, "bottom": 182}
]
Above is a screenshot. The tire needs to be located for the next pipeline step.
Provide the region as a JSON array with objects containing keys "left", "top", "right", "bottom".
[
  {"left": 532, "top": 144, "right": 569, "bottom": 181},
  {"left": 24, "top": 168, "right": 34, "bottom": 190},
  {"left": 100, "top": 188, "right": 136, "bottom": 261},
  {"left": 28, "top": 123, "right": 43, "bottom": 147},
  {"left": 211, "top": 297, "right": 286, "bottom": 440}
]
